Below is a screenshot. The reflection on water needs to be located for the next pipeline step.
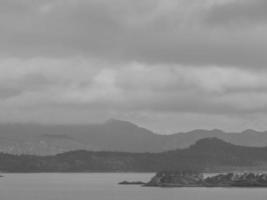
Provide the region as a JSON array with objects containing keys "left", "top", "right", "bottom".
[{"left": 1, "top": 173, "right": 267, "bottom": 200}]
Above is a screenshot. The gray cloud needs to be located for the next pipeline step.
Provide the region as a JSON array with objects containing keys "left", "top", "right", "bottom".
[
  {"left": 206, "top": 0, "right": 267, "bottom": 26},
  {"left": 0, "top": 0, "right": 266, "bottom": 132},
  {"left": 1, "top": 60, "right": 265, "bottom": 115},
  {"left": 0, "top": 0, "right": 265, "bottom": 68},
  {"left": 0, "top": 88, "right": 22, "bottom": 99}
]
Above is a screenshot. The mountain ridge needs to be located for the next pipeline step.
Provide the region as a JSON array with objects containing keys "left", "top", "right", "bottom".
[
  {"left": 1, "top": 138, "right": 267, "bottom": 172},
  {"left": 0, "top": 119, "right": 267, "bottom": 155}
]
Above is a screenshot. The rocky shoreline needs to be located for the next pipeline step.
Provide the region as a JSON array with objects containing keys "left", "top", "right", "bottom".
[
  {"left": 119, "top": 181, "right": 146, "bottom": 185},
  {"left": 120, "top": 171, "right": 267, "bottom": 187},
  {"left": 144, "top": 171, "right": 267, "bottom": 187}
]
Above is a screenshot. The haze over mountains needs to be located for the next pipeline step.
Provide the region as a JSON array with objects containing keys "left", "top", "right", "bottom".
[
  {"left": 1, "top": 119, "right": 267, "bottom": 155},
  {"left": 1, "top": 138, "right": 267, "bottom": 172}
]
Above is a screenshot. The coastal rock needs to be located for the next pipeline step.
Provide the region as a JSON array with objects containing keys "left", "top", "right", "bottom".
[
  {"left": 119, "top": 181, "right": 146, "bottom": 185},
  {"left": 145, "top": 171, "right": 204, "bottom": 187},
  {"left": 145, "top": 171, "right": 267, "bottom": 187},
  {"left": 205, "top": 173, "right": 267, "bottom": 187}
]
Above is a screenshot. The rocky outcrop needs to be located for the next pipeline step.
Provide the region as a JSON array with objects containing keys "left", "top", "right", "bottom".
[
  {"left": 205, "top": 173, "right": 267, "bottom": 187},
  {"left": 145, "top": 171, "right": 204, "bottom": 187},
  {"left": 119, "top": 181, "right": 146, "bottom": 185},
  {"left": 145, "top": 171, "right": 267, "bottom": 187}
]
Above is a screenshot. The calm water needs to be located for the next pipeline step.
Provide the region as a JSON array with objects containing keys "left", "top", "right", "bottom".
[{"left": 1, "top": 173, "right": 267, "bottom": 200}]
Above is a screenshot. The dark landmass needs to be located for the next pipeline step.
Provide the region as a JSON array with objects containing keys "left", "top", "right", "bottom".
[
  {"left": 119, "top": 181, "right": 146, "bottom": 185},
  {"left": 145, "top": 171, "right": 267, "bottom": 187},
  {"left": 1, "top": 138, "right": 267, "bottom": 172},
  {"left": 1, "top": 120, "right": 267, "bottom": 155}
]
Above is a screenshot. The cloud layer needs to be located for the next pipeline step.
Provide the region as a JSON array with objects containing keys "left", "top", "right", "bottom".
[{"left": 0, "top": 0, "right": 266, "bottom": 132}]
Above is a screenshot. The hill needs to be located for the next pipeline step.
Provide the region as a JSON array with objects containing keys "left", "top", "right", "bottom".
[
  {"left": 1, "top": 120, "right": 267, "bottom": 155},
  {"left": 1, "top": 138, "right": 267, "bottom": 172}
]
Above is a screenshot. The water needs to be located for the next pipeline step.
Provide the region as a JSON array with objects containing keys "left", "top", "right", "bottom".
[{"left": 1, "top": 173, "right": 267, "bottom": 200}]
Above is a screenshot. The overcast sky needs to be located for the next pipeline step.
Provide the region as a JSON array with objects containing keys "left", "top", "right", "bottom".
[{"left": 0, "top": 0, "right": 267, "bottom": 133}]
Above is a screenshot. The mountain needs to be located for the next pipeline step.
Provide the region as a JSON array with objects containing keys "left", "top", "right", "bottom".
[
  {"left": 1, "top": 120, "right": 267, "bottom": 155},
  {"left": 0, "top": 120, "right": 164, "bottom": 155},
  {"left": 1, "top": 138, "right": 267, "bottom": 172}
]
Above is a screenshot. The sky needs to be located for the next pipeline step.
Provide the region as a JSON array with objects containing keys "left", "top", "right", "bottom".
[{"left": 0, "top": 0, "right": 267, "bottom": 133}]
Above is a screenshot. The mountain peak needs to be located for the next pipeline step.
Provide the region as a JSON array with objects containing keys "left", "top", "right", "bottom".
[
  {"left": 106, "top": 118, "right": 133, "bottom": 125},
  {"left": 241, "top": 129, "right": 259, "bottom": 134},
  {"left": 210, "top": 129, "right": 224, "bottom": 133},
  {"left": 104, "top": 119, "right": 140, "bottom": 128},
  {"left": 105, "top": 118, "right": 120, "bottom": 123},
  {"left": 190, "top": 137, "right": 233, "bottom": 150}
]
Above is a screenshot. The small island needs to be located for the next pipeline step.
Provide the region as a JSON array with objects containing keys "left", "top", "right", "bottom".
[
  {"left": 120, "top": 170, "right": 267, "bottom": 187},
  {"left": 144, "top": 171, "right": 267, "bottom": 187}
]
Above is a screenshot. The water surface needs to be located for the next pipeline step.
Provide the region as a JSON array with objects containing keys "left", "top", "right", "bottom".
[{"left": 1, "top": 173, "right": 267, "bottom": 200}]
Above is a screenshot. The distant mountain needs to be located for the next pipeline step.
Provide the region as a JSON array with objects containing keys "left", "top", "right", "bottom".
[
  {"left": 1, "top": 138, "right": 267, "bottom": 172},
  {"left": 0, "top": 120, "right": 163, "bottom": 155},
  {"left": 166, "top": 128, "right": 267, "bottom": 149},
  {"left": 1, "top": 120, "right": 267, "bottom": 155}
]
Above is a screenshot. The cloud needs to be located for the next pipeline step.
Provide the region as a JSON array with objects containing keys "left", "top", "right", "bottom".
[
  {"left": 206, "top": 0, "right": 267, "bottom": 26},
  {"left": 0, "top": 0, "right": 266, "bottom": 67},
  {"left": 0, "top": 0, "right": 266, "bottom": 131},
  {"left": 0, "top": 57, "right": 266, "bottom": 115}
]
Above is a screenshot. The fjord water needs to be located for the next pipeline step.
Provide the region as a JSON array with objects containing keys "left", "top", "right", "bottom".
[{"left": 1, "top": 173, "right": 267, "bottom": 200}]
